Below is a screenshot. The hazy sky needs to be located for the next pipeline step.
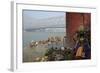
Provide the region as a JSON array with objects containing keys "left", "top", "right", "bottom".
[{"left": 23, "top": 10, "right": 66, "bottom": 29}]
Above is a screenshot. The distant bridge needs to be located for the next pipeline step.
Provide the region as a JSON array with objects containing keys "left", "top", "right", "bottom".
[{"left": 25, "top": 26, "right": 65, "bottom": 31}]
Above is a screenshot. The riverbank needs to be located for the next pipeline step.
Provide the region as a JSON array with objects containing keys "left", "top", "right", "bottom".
[
  {"left": 23, "top": 36, "right": 66, "bottom": 62},
  {"left": 23, "top": 44, "right": 48, "bottom": 62}
]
